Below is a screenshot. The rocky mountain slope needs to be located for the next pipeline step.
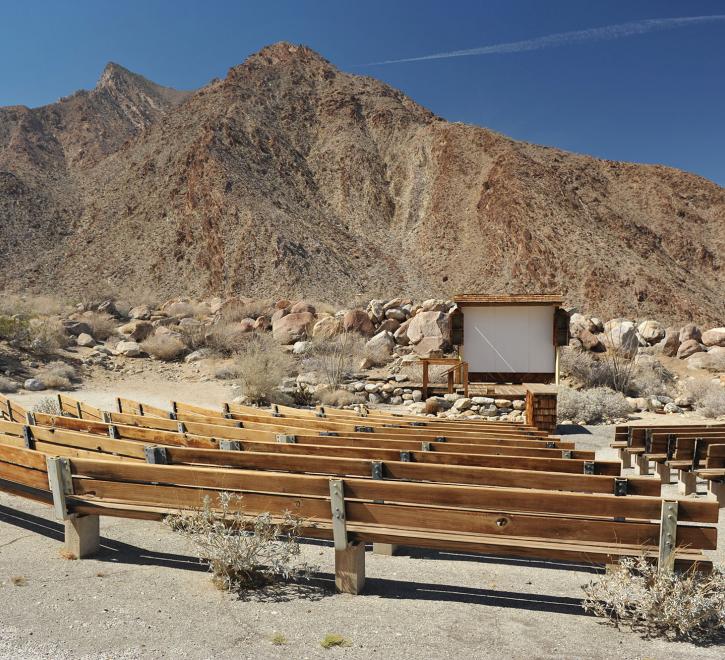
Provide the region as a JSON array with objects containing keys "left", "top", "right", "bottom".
[{"left": 1, "top": 43, "right": 723, "bottom": 322}]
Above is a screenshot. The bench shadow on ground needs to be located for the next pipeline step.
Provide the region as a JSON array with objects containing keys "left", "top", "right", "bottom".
[
  {"left": 1, "top": 505, "right": 587, "bottom": 614},
  {"left": 556, "top": 424, "right": 592, "bottom": 435}
]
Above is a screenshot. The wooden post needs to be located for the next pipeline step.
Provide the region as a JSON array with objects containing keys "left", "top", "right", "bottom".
[
  {"left": 462, "top": 362, "right": 469, "bottom": 397},
  {"left": 335, "top": 541, "right": 366, "bottom": 594},
  {"left": 634, "top": 456, "right": 650, "bottom": 476},
  {"left": 422, "top": 361, "right": 429, "bottom": 400},
  {"left": 658, "top": 500, "right": 678, "bottom": 572},
  {"left": 655, "top": 462, "right": 671, "bottom": 484},
  {"left": 618, "top": 449, "right": 632, "bottom": 469},
  {"left": 706, "top": 480, "right": 725, "bottom": 506},
  {"left": 677, "top": 470, "right": 697, "bottom": 495},
  {"left": 64, "top": 514, "right": 100, "bottom": 558}
]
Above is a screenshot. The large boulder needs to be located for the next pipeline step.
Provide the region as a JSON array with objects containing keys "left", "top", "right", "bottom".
[
  {"left": 118, "top": 320, "right": 154, "bottom": 342},
  {"left": 569, "top": 313, "right": 598, "bottom": 337},
  {"left": 677, "top": 339, "right": 704, "bottom": 359},
  {"left": 367, "top": 300, "right": 385, "bottom": 323},
  {"left": 384, "top": 307, "right": 407, "bottom": 322},
  {"left": 290, "top": 301, "right": 316, "bottom": 315},
  {"left": 578, "top": 329, "right": 603, "bottom": 351},
  {"left": 76, "top": 333, "right": 95, "bottom": 348},
  {"left": 254, "top": 316, "right": 271, "bottom": 331},
  {"left": 64, "top": 320, "right": 93, "bottom": 337},
  {"left": 407, "top": 311, "right": 451, "bottom": 348},
  {"left": 686, "top": 346, "right": 725, "bottom": 371},
  {"left": 679, "top": 323, "right": 702, "bottom": 343},
  {"left": 116, "top": 340, "right": 142, "bottom": 357},
  {"left": 342, "top": 309, "right": 375, "bottom": 336},
  {"left": 393, "top": 319, "right": 412, "bottom": 346},
  {"left": 272, "top": 312, "right": 315, "bottom": 345},
  {"left": 702, "top": 328, "right": 725, "bottom": 348},
  {"left": 658, "top": 327, "right": 681, "bottom": 357},
  {"left": 637, "top": 320, "right": 665, "bottom": 345},
  {"left": 312, "top": 315, "right": 342, "bottom": 339},
  {"left": 365, "top": 331, "right": 395, "bottom": 365},
  {"left": 270, "top": 308, "right": 288, "bottom": 324},
  {"left": 377, "top": 318, "right": 400, "bottom": 334},
  {"left": 129, "top": 305, "right": 152, "bottom": 320},
  {"left": 601, "top": 319, "right": 639, "bottom": 356}
]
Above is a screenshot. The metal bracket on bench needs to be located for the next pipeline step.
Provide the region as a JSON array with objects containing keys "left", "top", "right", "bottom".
[
  {"left": 116, "top": 397, "right": 123, "bottom": 413},
  {"left": 316, "top": 407, "right": 326, "bottom": 418},
  {"left": 692, "top": 438, "right": 704, "bottom": 470},
  {"left": 645, "top": 429, "right": 654, "bottom": 454},
  {"left": 383, "top": 424, "right": 402, "bottom": 428},
  {"left": 108, "top": 425, "right": 120, "bottom": 440},
  {"left": 546, "top": 441, "right": 557, "bottom": 449},
  {"left": 101, "top": 411, "right": 112, "bottom": 424},
  {"left": 666, "top": 433, "right": 676, "bottom": 460},
  {"left": 144, "top": 445, "right": 168, "bottom": 464},
  {"left": 355, "top": 426, "right": 374, "bottom": 433},
  {"left": 583, "top": 461, "right": 595, "bottom": 475},
  {"left": 627, "top": 426, "right": 634, "bottom": 447},
  {"left": 222, "top": 403, "right": 232, "bottom": 419},
  {"left": 320, "top": 431, "right": 338, "bottom": 437},
  {"left": 271, "top": 404, "right": 282, "bottom": 418},
  {"left": 613, "top": 477, "right": 628, "bottom": 496},
  {"left": 75, "top": 402, "right": 83, "bottom": 419},
  {"left": 562, "top": 450, "right": 572, "bottom": 459},
  {"left": 434, "top": 436, "right": 447, "bottom": 442},
  {"left": 399, "top": 451, "right": 411, "bottom": 462},
  {"left": 421, "top": 442, "right": 432, "bottom": 451},
  {"left": 219, "top": 440, "right": 242, "bottom": 451},
  {"left": 371, "top": 460, "right": 383, "bottom": 480},
  {"left": 658, "top": 500, "right": 678, "bottom": 572},
  {"left": 138, "top": 403, "right": 145, "bottom": 417},
  {"left": 22, "top": 425, "right": 35, "bottom": 450},
  {"left": 329, "top": 478, "right": 347, "bottom": 551},
  {"left": 177, "top": 422, "right": 187, "bottom": 434},
  {"left": 168, "top": 411, "right": 178, "bottom": 421},
  {"left": 409, "top": 422, "right": 427, "bottom": 427},
  {"left": 144, "top": 445, "right": 169, "bottom": 464},
  {"left": 276, "top": 434, "right": 296, "bottom": 444},
  {"left": 46, "top": 456, "right": 73, "bottom": 520},
  {"left": 25, "top": 411, "right": 36, "bottom": 426},
  {"left": 170, "top": 401, "right": 177, "bottom": 415}
]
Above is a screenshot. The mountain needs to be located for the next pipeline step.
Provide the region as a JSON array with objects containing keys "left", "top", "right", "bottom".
[{"left": 0, "top": 43, "right": 723, "bottom": 322}]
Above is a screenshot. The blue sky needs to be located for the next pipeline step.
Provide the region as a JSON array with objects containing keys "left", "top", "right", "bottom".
[{"left": 2, "top": 0, "right": 724, "bottom": 185}]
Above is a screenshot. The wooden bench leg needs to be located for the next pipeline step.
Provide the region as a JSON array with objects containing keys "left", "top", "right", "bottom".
[
  {"left": 618, "top": 449, "right": 632, "bottom": 469},
  {"left": 706, "top": 480, "right": 725, "bottom": 507},
  {"left": 634, "top": 456, "right": 650, "bottom": 476},
  {"left": 677, "top": 470, "right": 698, "bottom": 496},
  {"left": 64, "top": 514, "right": 100, "bottom": 558},
  {"left": 372, "top": 543, "right": 398, "bottom": 556},
  {"left": 655, "top": 462, "right": 671, "bottom": 484},
  {"left": 335, "top": 541, "right": 366, "bottom": 594}
]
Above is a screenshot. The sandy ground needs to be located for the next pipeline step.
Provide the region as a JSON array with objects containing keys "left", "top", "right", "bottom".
[{"left": 1, "top": 382, "right": 724, "bottom": 658}]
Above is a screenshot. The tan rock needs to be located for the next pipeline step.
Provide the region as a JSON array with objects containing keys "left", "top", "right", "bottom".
[
  {"left": 702, "top": 327, "right": 725, "bottom": 347},
  {"left": 272, "top": 312, "right": 315, "bottom": 344},
  {"left": 342, "top": 309, "right": 375, "bottom": 336}
]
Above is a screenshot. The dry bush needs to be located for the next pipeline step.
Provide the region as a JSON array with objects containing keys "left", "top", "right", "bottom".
[
  {"left": 683, "top": 379, "right": 725, "bottom": 419},
  {"left": 0, "top": 315, "right": 30, "bottom": 343},
  {"left": 83, "top": 312, "right": 117, "bottom": 341},
  {"left": 423, "top": 399, "right": 440, "bottom": 415},
  {"left": 630, "top": 360, "right": 676, "bottom": 398},
  {"left": 304, "top": 331, "right": 366, "bottom": 390},
  {"left": 27, "top": 317, "right": 68, "bottom": 354},
  {"left": 0, "top": 376, "right": 18, "bottom": 393},
  {"left": 291, "top": 383, "right": 317, "bottom": 407},
  {"left": 583, "top": 556, "right": 725, "bottom": 642},
  {"left": 318, "top": 388, "right": 360, "bottom": 407},
  {"left": 36, "top": 361, "right": 76, "bottom": 390},
  {"left": 219, "top": 299, "right": 273, "bottom": 322},
  {"left": 141, "top": 334, "right": 187, "bottom": 361},
  {"left": 559, "top": 346, "right": 638, "bottom": 394},
  {"left": 165, "top": 492, "right": 311, "bottom": 592},
  {"left": 165, "top": 301, "right": 209, "bottom": 319},
  {"left": 557, "top": 386, "right": 630, "bottom": 424},
  {"left": 205, "top": 321, "right": 251, "bottom": 356},
  {"left": 0, "top": 294, "right": 71, "bottom": 317},
  {"left": 235, "top": 333, "right": 294, "bottom": 404},
  {"left": 32, "top": 397, "right": 61, "bottom": 415}
]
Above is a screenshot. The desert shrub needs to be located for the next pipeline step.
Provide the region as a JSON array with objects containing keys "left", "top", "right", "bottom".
[
  {"left": 27, "top": 317, "right": 68, "bottom": 354},
  {"left": 32, "top": 397, "right": 61, "bottom": 415},
  {"left": 234, "top": 333, "right": 294, "bottom": 404},
  {"left": 318, "top": 388, "right": 360, "bottom": 407},
  {"left": 0, "top": 294, "right": 71, "bottom": 318},
  {"left": 557, "top": 386, "right": 630, "bottom": 424},
  {"left": 0, "top": 315, "right": 30, "bottom": 343},
  {"left": 165, "top": 301, "right": 210, "bottom": 319},
  {"left": 320, "top": 634, "right": 351, "bottom": 649},
  {"left": 177, "top": 322, "right": 208, "bottom": 351},
  {"left": 0, "top": 375, "right": 18, "bottom": 393},
  {"left": 83, "top": 312, "right": 117, "bottom": 341},
  {"left": 219, "top": 299, "right": 273, "bottom": 322},
  {"left": 304, "top": 331, "right": 366, "bottom": 390},
  {"left": 423, "top": 399, "right": 440, "bottom": 415},
  {"left": 583, "top": 556, "right": 725, "bottom": 642},
  {"left": 291, "top": 383, "right": 317, "bottom": 407},
  {"left": 205, "top": 321, "right": 251, "bottom": 355},
  {"left": 683, "top": 379, "right": 725, "bottom": 419},
  {"left": 559, "top": 346, "right": 598, "bottom": 385},
  {"left": 141, "top": 335, "right": 187, "bottom": 361},
  {"left": 36, "top": 361, "right": 76, "bottom": 390},
  {"left": 630, "top": 360, "right": 676, "bottom": 398},
  {"left": 165, "top": 492, "right": 311, "bottom": 592}
]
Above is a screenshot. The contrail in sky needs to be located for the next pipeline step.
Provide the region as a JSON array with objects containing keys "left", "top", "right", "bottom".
[{"left": 365, "top": 15, "right": 725, "bottom": 65}]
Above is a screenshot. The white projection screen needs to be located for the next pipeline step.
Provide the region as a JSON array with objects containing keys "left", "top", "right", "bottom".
[{"left": 461, "top": 305, "right": 555, "bottom": 374}]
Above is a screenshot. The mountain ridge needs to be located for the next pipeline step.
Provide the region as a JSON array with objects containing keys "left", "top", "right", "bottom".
[{"left": 0, "top": 42, "right": 723, "bottom": 322}]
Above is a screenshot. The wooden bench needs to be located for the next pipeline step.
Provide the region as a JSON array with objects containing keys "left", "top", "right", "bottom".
[{"left": 0, "top": 441, "right": 716, "bottom": 595}]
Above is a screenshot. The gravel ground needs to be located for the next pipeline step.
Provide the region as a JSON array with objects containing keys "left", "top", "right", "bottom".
[{"left": 1, "top": 425, "right": 723, "bottom": 659}]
